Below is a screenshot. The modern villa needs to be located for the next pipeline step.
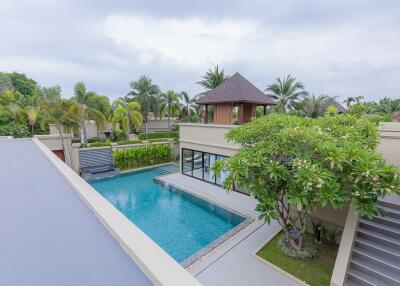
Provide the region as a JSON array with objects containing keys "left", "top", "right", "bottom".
[{"left": 1, "top": 73, "right": 399, "bottom": 286}]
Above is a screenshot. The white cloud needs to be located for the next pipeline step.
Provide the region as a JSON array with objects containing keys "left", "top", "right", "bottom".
[{"left": 104, "top": 14, "right": 259, "bottom": 66}]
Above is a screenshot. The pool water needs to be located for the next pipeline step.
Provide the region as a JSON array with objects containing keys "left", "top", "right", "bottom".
[{"left": 90, "top": 164, "right": 246, "bottom": 263}]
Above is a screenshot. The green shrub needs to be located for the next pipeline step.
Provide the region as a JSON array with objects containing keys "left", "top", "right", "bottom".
[
  {"left": 138, "top": 131, "right": 178, "bottom": 140},
  {"left": 80, "top": 141, "right": 111, "bottom": 148},
  {"left": 117, "top": 140, "right": 143, "bottom": 145},
  {"left": 113, "top": 144, "right": 171, "bottom": 169},
  {"left": 112, "top": 129, "right": 126, "bottom": 141},
  {"left": 88, "top": 137, "right": 101, "bottom": 143},
  {"left": 278, "top": 236, "right": 316, "bottom": 260},
  {"left": 0, "top": 122, "right": 30, "bottom": 138},
  {"left": 148, "top": 138, "right": 171, "bottom": 143}
]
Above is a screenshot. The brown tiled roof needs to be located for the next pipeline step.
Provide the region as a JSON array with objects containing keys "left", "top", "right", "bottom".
[
  {"left": 325, "top": 97, "right": 346, "bottom": 113},
  {"left": 196, "top": 72, "right": 275, "bottom": 105}
]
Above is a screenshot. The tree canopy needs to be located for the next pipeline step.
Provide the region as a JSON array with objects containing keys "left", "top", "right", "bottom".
[{"left": 214, "top": 114, "right": 400, "bottom": 251}]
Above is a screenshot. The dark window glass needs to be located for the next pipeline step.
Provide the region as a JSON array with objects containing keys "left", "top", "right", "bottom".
[
  {"left": 193, "top": 151, "right": 203, "bottom": 179},
  {"left": 203, "top": 153, "right": 216, "bottom": 183},
  {"left": 182, "top": 149, "right": 193, "bottom": 176}
]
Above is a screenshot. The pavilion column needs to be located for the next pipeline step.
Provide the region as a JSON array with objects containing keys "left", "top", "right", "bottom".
[
  {"left": 239, "top": 103, "right": 244, "bottom": 125},
  {"left": 263, "top": 105, "right": 267, "bottom": 115},
  {"left": 205, "top": 105, "right": 208, "bottom": 124}
]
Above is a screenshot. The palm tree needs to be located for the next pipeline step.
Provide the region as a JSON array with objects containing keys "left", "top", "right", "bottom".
[
  {"left": 73, "top": 82, "right": 107, "bottom": 145},
  {"left": 373, "top": 97, "right": 400, "bottom": 115},
  {"left": 292, "top": 94, "right": 330, "bottom": 118},
  {"left": 265, "top": 75, "right": 308, "bottom": 113},
  {"left": 25, "top": 105, "right": 41, "bottom": 135},
  {"left": 180, "top": 91, "right": 196, "bottom": 116},
  {"left": 0, "top": 90, "right": 24, "bottom": 123},
  {"left": 197, "top": 65, "right": 228, "bottom": 91},
  {"left": 162, "top": 90, "right": 180, "bottom": 132},
  {"left": 127, "top": 75, "right": 159, "bottom": 134},
  {"left": 150, "top": 93, "right": 164, "bottom": 120},
  {"left": 112, "top": 98, "right": 143, "bottom": 138},
  {"left": 42, "top": 98, "right": 80, "bottom": 156},
  {"left": 344, "top": 97, "right": 355, "bottom": 108}
]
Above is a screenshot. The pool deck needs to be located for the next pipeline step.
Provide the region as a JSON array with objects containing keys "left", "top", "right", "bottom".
[
  {"left": 0, "top": 139, "right": 152, "bottom": 286},
  {"left": 160, "top": 173, "right": 299, "bottom": 286}
]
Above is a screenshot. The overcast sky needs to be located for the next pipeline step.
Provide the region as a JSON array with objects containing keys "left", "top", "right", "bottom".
[{"left": 1, "top": 0, "right": 399, "bottom": 102}]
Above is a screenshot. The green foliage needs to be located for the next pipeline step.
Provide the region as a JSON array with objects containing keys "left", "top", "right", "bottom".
[
  {"left": 257, "top": 232, "right": 338, "bottom": 286},
  {"left": 138, "top": 131, "right": 178, "bottom": 140},
  {"left": 278, "top": 235, "right": 316, "bottom": 260},
  {"left": 197, "top": 65, "right": 228, "bottom": 91},
  {"left": 0, "top": 121, "right": 29, "bottom": 137},
  {"left": 265, "top": 74, "right": 308, "bottom": 113},
  {"left": 361, "top": 113, "right": 393, "bottom": 125},
  {"left": 112, "top": 129, "right": 126, "bottom": 142},
  {"left": 112, "top": 98, "right": 143, "bottom": 136},
  {"left": 81, "top": 141, "right": 111, "bottom": 148},
  {"left": 127, "top": 75, "right": 159, "bottom": 120},
  {"left": 117, "top": 140, "right": 143, "bottom": 145},
  {"left": 214, "top": 114, "right": 400, "bottom": 251},
  {"left": 8, "top": 72, "right": 39, "bottom": 97},
  {"left": 113, "top": 144, "right": 171, "bottom": 169}
]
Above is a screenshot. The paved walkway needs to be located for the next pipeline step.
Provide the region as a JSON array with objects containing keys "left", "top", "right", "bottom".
[{"left": 161, "top": 174, "right": 299, "bottom": 286}]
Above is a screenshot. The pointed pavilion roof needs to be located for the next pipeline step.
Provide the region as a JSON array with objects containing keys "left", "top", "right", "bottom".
[{"left": 196, "top": 72, "right": 275, "bottom": 105}]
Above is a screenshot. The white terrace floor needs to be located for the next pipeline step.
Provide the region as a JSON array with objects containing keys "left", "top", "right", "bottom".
[{"left": 160, "top": 173, "right": 299, "bottom": 286}]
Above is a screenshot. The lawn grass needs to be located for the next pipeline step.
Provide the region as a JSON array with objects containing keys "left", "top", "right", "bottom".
[{"left": 256, "top": 232, "right": 339, "bottom": 286}]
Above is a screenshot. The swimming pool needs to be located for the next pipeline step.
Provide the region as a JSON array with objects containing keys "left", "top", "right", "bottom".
[{"left": 90, "top": 164, "right": 247, "bottom": 264}]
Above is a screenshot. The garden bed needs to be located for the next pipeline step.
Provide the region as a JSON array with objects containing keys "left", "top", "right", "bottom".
[{"left": 256, "top": 232, "right": 338, "bottom": 286}]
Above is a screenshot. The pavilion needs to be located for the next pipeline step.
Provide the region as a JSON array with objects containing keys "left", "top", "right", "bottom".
[{"left": 196, "top": 72, "right": 276, "bottom": 125}]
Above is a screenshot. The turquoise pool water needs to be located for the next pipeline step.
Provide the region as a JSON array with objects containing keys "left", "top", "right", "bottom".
[{"left": 90, "top": 164, "right": 246, "bottom": 263}]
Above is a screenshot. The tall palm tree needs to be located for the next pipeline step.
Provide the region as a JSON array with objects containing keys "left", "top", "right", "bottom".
[
  {"left": 197, "top": 65, "right": 228, "bottom": 91},
  {"left": 265, "top": 75, "right": 308, "bottom": 113},
  {"left": 73, "top": 82, "right": 107, "bottom": 144},
  {"left": 180, "top": 91, "right": 196, "bottom": 116},
  {"left": 127, "top": 75, "right": 159, "bottom": 134},
  {"left": 162, "top": 90, "right": 180, "bottom": 132},
  {"left": 42, "top": 98, "right": 80, "bottom": 156},
  {"left": 112, "top": 98, "right": 143, "bottom": 138}
]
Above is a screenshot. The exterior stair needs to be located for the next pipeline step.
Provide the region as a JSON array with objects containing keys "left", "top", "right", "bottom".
[{"left": 345, "top": 200, "right": 400, "bottom": 286}]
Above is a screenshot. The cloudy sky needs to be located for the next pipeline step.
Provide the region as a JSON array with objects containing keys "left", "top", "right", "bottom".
[{"left": 1, "top": 0, "right": 399, "bottom": 102}]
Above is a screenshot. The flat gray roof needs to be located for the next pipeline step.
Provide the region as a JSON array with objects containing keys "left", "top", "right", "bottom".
[{"left": 0, "top": 140, "right": 152, "bottom": 286}]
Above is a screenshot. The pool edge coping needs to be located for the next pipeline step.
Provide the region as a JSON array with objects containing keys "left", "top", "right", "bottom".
[
  {"left": 154, "top": 177, "right": 254, "bottom": 268},
  {"left": 32, "top": 138, "right": 202, "bottom": 286},
  {"left": 154, "top": 175, "right": 259, "bottom": 270}
]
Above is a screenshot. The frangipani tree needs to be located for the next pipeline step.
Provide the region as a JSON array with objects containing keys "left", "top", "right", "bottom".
[
  {"left": 112, "top": 98, "right": 143, "bottom": 138},
  {"left": 214, "top": 114, "right": 400, "bottom": 252}
]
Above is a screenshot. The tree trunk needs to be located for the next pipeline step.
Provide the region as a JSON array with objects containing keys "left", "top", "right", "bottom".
[
  {"left": 167, "top": 114, "right": 170, "bottom": 137},
  {"left": 144, "top": 116, "right": 148, "bottom": 139},
  {"left": 31, "top": 124, "right": 35, "bottom": 136},
  {"left": 81, "top": 111, "right": 88, "bottom": 145}
]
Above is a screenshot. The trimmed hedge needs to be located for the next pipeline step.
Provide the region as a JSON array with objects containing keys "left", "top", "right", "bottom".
[
  {"left": 138, "top": 131, "right": 178, "bottom": 140},
  {"left": 113, "top": 144, "right": 171, "bottom": 169},
  {"left": 117, "top": 140, "right": 143, "bottom": 145}
]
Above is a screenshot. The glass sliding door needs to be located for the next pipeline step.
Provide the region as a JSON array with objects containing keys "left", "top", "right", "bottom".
[
  {"left": 193, "top": 151, "right": 203, "bottom": 179},
  {"left": 182, "top": 149, "right": 193, "bottom": 176},
  {"left": 181, "top": 148, "right": 248, "bottom": 194},
  {"left": 204, "top": 153, "right": 216, "bottom": 183}
]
